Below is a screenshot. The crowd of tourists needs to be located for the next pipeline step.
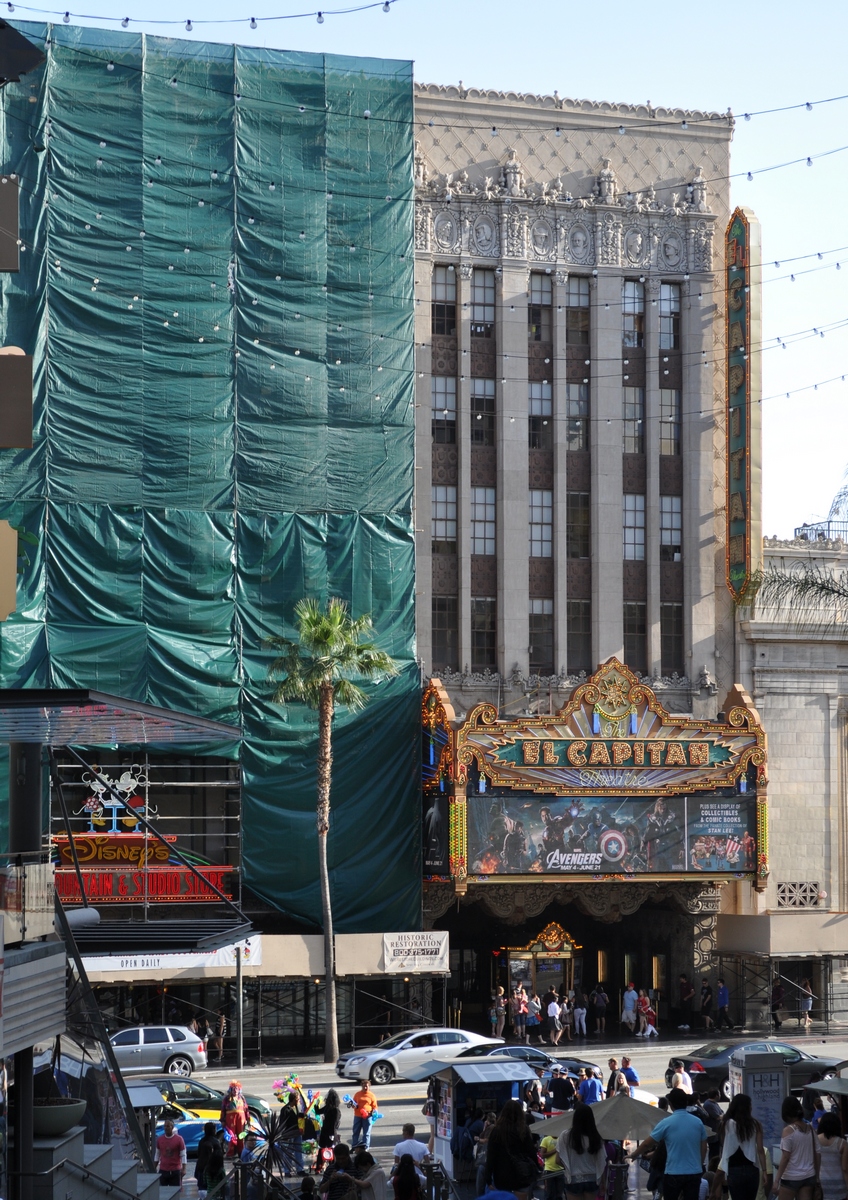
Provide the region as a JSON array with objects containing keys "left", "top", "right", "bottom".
[{"left": 490, "top": 981, "right": 660, "bottom": 1042}]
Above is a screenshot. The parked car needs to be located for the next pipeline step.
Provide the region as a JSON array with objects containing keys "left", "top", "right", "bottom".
[
  {"left": 456, "top": 1044, "right": 562, "bottom": 1072},
  {"left": 109, "top": 1025, "right": 207, "bottom": 1076},
  {"left": 141, "top": 1074, "right": 271, "bottom": 1119},
  {"left": 549, "top": 1054, "right": 603, "bottom": 1079},
  {"left": 155, "top": 1102, "right": 265, "bottom": 1158},
  {"left": 664, "top": 1040, "right": 841, "bottom": 1099},
  {"left": 336, "top": 1028, "right": 502, "bottom": 1085}
]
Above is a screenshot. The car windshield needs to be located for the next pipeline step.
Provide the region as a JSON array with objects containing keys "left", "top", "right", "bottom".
[
  {"left": 364, "top": 1032, "right": 416, "bottom": 1051},
  {"left": 691, "top": 1043, "right": 739, "bottom": 1058}
]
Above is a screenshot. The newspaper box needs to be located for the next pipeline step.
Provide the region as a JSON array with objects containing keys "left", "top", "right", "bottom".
[{"left": 729, "top": 1050, "right": 791, "bottom": 1151}]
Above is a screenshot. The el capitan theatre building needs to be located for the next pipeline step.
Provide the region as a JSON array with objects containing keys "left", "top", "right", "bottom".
[{"left": 422, "top": 658, "right": 768, "bottom": 1027}]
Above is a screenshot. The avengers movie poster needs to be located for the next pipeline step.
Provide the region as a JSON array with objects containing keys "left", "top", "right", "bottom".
[{"left": 466, "top": 791, "right": 757, "bottom": 876}]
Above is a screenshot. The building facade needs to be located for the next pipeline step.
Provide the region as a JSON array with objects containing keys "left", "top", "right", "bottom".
[{"left": 413, "top": 84, "right": 770, "bottom": 1025}]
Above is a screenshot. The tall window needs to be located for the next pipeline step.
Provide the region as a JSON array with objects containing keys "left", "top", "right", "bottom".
[
  {"left": 623, "top": 601, "right": 647, "bottom": 675},
  {"left": 529, "top": 490, "right": 553, "bottom": 558},
  {"left": 566, "top": 493, "right": 590, "bottom": 559},
  {"left": 529, "top": 599, "right": 554, "bottom": 675},
  {"left": 432, "top": 596, "right": 458, "bottom": 673},
  {"left": 567, "top": 600, "right": 592, "bottom": 674},
  {"left": 623, "top": 387, "right": 645, "bottom": 453},
  {"left": 471, "top": 268, "right": 495, "bottom": 338},
  {"left": 471, "top": 486, "right": 496, "bottom": 555},
  {"left": 431, "top": 265, "right": 457, "bottom": 336},
  {"left": 660, "top": 388, "right": 681, "bottom": 455},
  {"left": 623, "top": 494, "right": 645, "bottom": 560},
  {"left": 661, "top": 603, "right": 684, "bottom": 675},
  {"left": 528, "top": 273, "right": 552, "bottom": 341},
  {"left": 471, "top": 378, "right": 495, "bottom": 445},
  {"left": 529, "top": 381, "right": 552, "bottom": 450},
  {"left": 566, "top": 276, "right": 590, "bottom": 345},
  {"left": 431, "top": 485, "right": 457, "bottom": 554},
  {"left": 660, "top": 495, "right": 682, "bottom": 561},
  {"left": 659, "top": 283, "right": 680, "bottom": 350},
  {"left": 471, "top": 598, "right": 497, "bottom": 671},
  {"left": 566, "top": 383, "right": 589, "bottom": 450},
  {"left": 431, "top": 376, "right": 456, "bottom": 444},
  {"left": 622, "top": 280, "right": 645, "bottom": 348}
]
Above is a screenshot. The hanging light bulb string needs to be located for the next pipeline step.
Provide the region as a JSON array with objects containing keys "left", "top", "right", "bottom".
[{"left": 10, "top": 0, "right": 399, "bottom": 28}]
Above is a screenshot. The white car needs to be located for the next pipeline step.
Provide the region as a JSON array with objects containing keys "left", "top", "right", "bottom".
[{"left": 336, "top": 1028, "right": 502, "bottom": 1085}]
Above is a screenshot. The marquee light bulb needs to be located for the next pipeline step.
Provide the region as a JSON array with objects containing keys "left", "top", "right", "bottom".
[
  {"left": 382, "top": 1, "right": 390, "bottom": 9},
  {"left": 747, "top": 172, "right": 753, "bottom": 181},
  {"left": 121, "top": 15, "right": 129, "bottom": 25},
  {"left": 62, "top": 10, "right": 70, "bottom": 21},
  {"left": 107, "top": 61, "right": 114, "bottom": 71},
  {"left": 618, "top": 125, "right": 625, "bottom": 135},
  {"left": 250, "top": 16, "right": 256, "bottom": 27},
  {"left": 316, "top": 10, "right": 323, "bottom": 21}
]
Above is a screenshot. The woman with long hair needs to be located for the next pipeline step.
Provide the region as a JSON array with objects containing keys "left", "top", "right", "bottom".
[
  {"left": 352, "top": 1151, "right": 388, "bottom": 1200},
  {"left": 712, "top": 1093, "right": 766, "bottom": 1200},
  {"left": 816, "top": 1113, "right": 848, "bottom": 1200},
  {"left": 315, "top": 1088, "right": 342, "bottom": 1171},
  {"left": 555, "top": 1103, "right": 608, "bottom": 1200},
  {"left": 800, "top": 979, "right": 814, "bottom": 1030},
  {"left": 392, "top": 1155, "right": 423, "bottom": 1200},
  {"left": 773, "top": 1096, "right": 820, "bottom": 1200},
  {"left": 484, "top": 1099, "right": 539, "bottom": 1200}
]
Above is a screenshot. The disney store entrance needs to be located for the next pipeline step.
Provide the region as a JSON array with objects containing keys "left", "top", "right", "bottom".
[{"left": 505, "top": 924, "right": 575, "bottom": 996}]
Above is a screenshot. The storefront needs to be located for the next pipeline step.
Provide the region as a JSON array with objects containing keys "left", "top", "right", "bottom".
[{"left": 422, "top": 658, "right": 768, "bottom": 1028}]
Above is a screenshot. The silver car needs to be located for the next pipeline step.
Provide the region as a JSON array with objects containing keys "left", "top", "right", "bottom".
[{"left": 109, "top": 1025, "right": 207, "bottom": 1077}]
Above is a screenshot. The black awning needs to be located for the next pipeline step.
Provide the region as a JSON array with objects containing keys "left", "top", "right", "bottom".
[
  {"left": 70, "top": 919, "right": 253, "bottom": 955},
  {"left": 0, "top": 689, "right": 240, "bottom": 746},
  {"left": 0, "top": 20, "right": 45, "bottom": 84}
]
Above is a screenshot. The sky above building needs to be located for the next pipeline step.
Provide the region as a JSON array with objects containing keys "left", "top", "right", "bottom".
[{"left": 11, "top": 0, "right": 848, "bottom": 537}]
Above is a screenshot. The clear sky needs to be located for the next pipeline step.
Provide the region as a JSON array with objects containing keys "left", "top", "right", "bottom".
[{"left": 16, "top": 0, "right": 848, "bottom": 537}]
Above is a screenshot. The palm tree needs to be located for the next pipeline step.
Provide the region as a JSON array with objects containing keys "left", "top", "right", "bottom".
[{"left": 267, "top": 597, "right": 399, "bottom": 1062}]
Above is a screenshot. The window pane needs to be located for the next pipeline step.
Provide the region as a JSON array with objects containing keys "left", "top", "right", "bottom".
[
  {"left": 623, "top": 280, "right": 645, "bottom": 348},
  {"left": 431, "top": 265, "right": 457, "bottom": 336},
  {"left": 471, "top": 598, "right": 497, "bottom": 672},
  {"left": 566, "top": 493, "right": 590, "bottom": 559},
  {"left": 529, "top": 489, "right": 553, "bottom": 558},
  {"left": 432, "top": 596, "right": 458, "bottom": 674},
  {"left": 660, "top": 388, "right": 681, "bottom": 455},
  {"left": 471, "top": 486, "right": 496, "bottom": 555},
  {"left": 528, "top": 274, "right": 552, "bottom": 341},
  {"left": 567, "top": 600, "right": 592, "bottom": 675},
  {"left": 623, "top": 386, "right": 644, "bottom": 454},
  {"left": 566, "top": 277, "right": 590, "bottom": 307},
  {"left": 431, "top": 485, "right": 457, "bottom": 553},
  {"left": 623, "top": 602, "right": 647, "bottom": 675},
  {"left": 659, "top": 283, "right": 680, "bottom": 350},
  {"left": 661, "top": 603, "right": 684, "bottom": 676},
  {"left": 529, "top": 274, "right": 553, "bottom": 305},
  {"left": 660, "top": 494, "right": 682, "bottom": 562},
  {"left": 623, "top": 494, "right": 645, "bottom": 561},
  {"left": 471, "top": 268, "right": 495, "bottom": 336},
  {"left": 144, "top": 1027, "right": 169, "bottom": 1044},
  {"left": 566, "top": 383, "right": 589, "bottom": 450},
  {"left": 566, "top": 277, "right": 590, "bottom": 345},
  {"left": 528, "top": 381, "right": 552, "bottom": 450},
  {"left": 529, "top": 598, "right": 554, "bottom": 675},
  {"left": 471, "top": 378, "right": 495, "bottom": 446},
  {"left": 431, "top": 376, "right": 456, "bottom": 443}
]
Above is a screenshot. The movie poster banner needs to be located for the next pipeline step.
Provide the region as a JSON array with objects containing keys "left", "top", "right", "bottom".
[{"left": 466, "top": 791, "right": 757, "bottom": 876}]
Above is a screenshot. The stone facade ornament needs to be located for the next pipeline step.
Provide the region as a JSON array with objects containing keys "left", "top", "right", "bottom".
[
  {"left": 458, "top": 262, "right": 473, "bottom": 280},
  {"left": 623, "top": 224, "right": 649, "bottom": 267},
  {"left": 501, "top": 148, "right": 526, "bottom": 197},
  {"left": 413, "top": 140, "right": 429, "bottom": 190},
  {"left": 595, "top": 158, "right": 618, "bottom": 204},
  {"left": 433, "top": 210, "right": 459, "bottom": 251},
  {"left": 691, "top": 219, "right": 714, "bottom": 273},
  {"left": 414, "top": 204, "right": 430, "bottom": 252},
  {"left": 504, "top": 206, "right": 527, "bottom": 258},
  {"left": 563, "top": 219, "right": 593, "bottom": 265},
  {"left": 473, "top": 212, "right": 499, "bottom": 256},
  {"left": 658, "top": 226, "right": 686, "bottom": 272},
  {"left": 530, "top": 216, "right": 555, "bottom": 259},
  {"left": 597, "top": 211, "right": 621, "bottom": 266},
  {"left": 689, "top": 166, "right": 710, "bottom": 213}
]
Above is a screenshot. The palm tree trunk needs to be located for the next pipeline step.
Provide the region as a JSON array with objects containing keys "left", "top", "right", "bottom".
[{"left": 317, "top": 681, "right": 339, "bottom": 1063}]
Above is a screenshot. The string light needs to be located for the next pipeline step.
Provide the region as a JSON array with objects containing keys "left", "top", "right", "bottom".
[
  {"left": 316, "top": 10, "right": 323, "bottom": 21},
  {"left": 185, "top": 19, "right": 192, "bottom": 30},
  {"left": 249, "top": 16, "right": 256, "bottom": 27}
]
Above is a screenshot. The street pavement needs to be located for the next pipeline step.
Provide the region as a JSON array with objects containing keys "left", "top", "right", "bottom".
[{"left": 189, "top": 1027, "right": 848, "bottom": 1170}]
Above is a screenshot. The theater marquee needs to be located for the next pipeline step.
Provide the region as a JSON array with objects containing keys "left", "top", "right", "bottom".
[{"left": 423, "top": 659, "right": 768, "bottom": 892}]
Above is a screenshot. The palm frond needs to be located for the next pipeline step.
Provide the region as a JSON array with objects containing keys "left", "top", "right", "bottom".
[
  {"left": 332, "top": 677, "right": 368, "bottom": 712},
  {"left": 753, "top": 565, "right": 848, "bottom": 610}
]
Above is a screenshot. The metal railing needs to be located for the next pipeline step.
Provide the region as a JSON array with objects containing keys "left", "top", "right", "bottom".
[
  {"left": 794, "top": 521, "right": 848, "bottom": 542},
  {"left": 1, "top": 853, "right": 55, "bottom": 943}
]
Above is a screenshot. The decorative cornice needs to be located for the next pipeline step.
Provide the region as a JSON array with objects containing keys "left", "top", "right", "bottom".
[
  {"left": 436, "top": 667, "right": 692, "bottom": 692},
  {"left": 764, "top": 535, "right": 848, "bottom": 553},
  {"left": 414, "top": 83, "right": 732, "bottom": 127}
]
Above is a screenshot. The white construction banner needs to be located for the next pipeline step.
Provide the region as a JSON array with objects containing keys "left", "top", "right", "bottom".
[
  {"left": 382, "top": 931, "right": 449, "bottom": 973},
  {"left": 82, "top": 935, "right": 262, "bottom": 974}
]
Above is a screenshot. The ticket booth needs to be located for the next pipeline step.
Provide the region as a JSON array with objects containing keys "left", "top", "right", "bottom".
[{"left": 500, "top": 922, "right": 579, "bottom": 996}]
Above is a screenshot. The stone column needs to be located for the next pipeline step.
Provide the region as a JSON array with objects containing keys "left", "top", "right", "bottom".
[
  {"left": 591, "top": 271, "right": 624, "bottom": 663},
  {"left": 645, "top": 278, "right": 661, "bottom": 675},
  {"left": 457, "top": 263, "right": 473, "bottom": 671},
  {"left": 498, "top": 258, "right": 530, "bottom": 677},
  {"left": 414, "top": 255, "right": 434, "bottom": 672},
  {"left": 553, "top": 269, "right": 569, "bottom": 673},
  {"left": 681, "top": 281, "right": 715, "bottom": 691}
]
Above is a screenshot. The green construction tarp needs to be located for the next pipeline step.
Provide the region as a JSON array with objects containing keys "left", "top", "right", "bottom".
[{"left": 0, "top": 24, "right": 420, "bottom": 931}]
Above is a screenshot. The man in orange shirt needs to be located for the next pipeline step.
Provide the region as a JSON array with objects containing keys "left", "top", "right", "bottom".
[{"left": 351, "top": 1080, "right": 379, "bottom": 1151}]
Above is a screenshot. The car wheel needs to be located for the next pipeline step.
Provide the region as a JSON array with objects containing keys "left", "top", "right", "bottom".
[
  {"left": 722, "top": 1077, "right": 732, "bottom": 1100},
  {"left": 370, "top": 1062, "right": 395, "bottom": 1086},
  {"left": 165, "top": 1056, "right": 194, "bottom": 1077}
]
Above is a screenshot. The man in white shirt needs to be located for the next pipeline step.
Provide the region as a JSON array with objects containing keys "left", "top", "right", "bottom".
[
  {"left": 670, "top": 1060, "right": 694, "bottom": 1094},
  {"left": 394, "top": 1124, "right": 430, "bottom": 1180}
]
